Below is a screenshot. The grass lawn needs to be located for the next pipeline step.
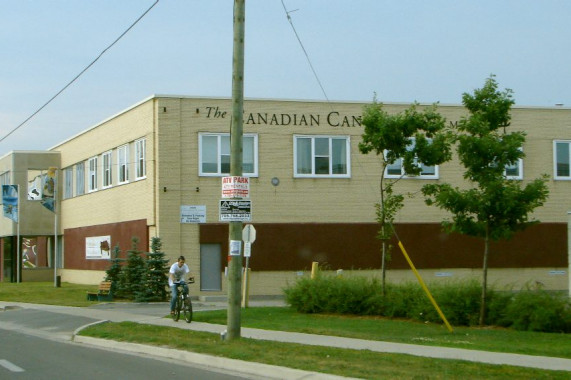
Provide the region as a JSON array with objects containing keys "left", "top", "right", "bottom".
[{"left": 2, "top": 282, "right": 570, "bottom": 379}]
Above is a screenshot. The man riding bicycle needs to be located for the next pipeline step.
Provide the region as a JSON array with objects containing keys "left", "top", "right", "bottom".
[{"left": 169, "top": 255, "right": 191, "bottom": 316}]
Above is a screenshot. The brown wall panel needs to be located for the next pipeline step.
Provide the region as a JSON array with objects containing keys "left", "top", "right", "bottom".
[
  {"left": 200, "top": 223, "right": 567, "bottom": 271},
  {"left": 64, "top": 219, "right": 148, "bottom": 270}
]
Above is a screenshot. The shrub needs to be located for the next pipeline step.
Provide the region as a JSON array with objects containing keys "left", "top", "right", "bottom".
[
  {"left": 283, "top": 272, "right": 571, "bottom": 333},
  {"left": 503, "top": 290, "right": 571, "bottom": 333}
]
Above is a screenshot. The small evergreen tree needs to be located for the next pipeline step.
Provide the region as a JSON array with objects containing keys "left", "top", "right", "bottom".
[
  {"left": 118, "top": 237, "right": 147, "bottom": 300},
  {"left": 104, "top": 245, "right": 124, "bottom": 297},
  {"left": 137, "top": 237, "right": 169, "bottom": 302}
]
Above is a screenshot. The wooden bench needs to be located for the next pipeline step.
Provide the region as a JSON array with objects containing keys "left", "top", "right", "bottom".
[{"left": 86, "top": 281, "right": 113, "bottom": 302}]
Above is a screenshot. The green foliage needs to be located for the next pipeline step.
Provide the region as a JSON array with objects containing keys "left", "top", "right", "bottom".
[
  {"left": 284, "top": 274, "right": 571, "bottom": 332},
  {"left": 136, "top": 237, "right": 169, "bottom": 302},
  {"left": 117, "top": 237, "right": 147, "bottom": 300},
  {"left": 104, "top": 245, "right": 124, "bottom": 296},
  {"left": 359, "top": 99, "right": 454, "bottom": 293},
  {"left": 421, "top": 76, "right": 550, "bottom": 325},
  {"left": 502, "top": 290, "right": 571, "bottom": 333}
]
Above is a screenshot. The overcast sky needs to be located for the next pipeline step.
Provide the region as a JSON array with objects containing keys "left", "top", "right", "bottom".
[{"left": 1, "top": 0, "right": 569, "bottom": 156}]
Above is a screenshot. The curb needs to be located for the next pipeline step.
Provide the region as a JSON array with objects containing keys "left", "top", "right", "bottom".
[{"left": 73, "top": 335, "right": 359, "bottom": 380}]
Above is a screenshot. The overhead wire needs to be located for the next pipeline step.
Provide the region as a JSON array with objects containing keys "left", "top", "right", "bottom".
[
  {"left": 280, "top": 0, "right": 330, "bottom": 103},
  {"left": 0, "top": 0, "right": 160, "bottom": 144}
]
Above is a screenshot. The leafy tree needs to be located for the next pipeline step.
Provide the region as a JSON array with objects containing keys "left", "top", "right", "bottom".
[
  {"left": 422, "top": 76, "right": 549, "bottom": 325},
  {"left": 136, "top": 237, "right": 169, "bottom": 302},
  {"left": 118, "top": 237, "right": 147, "bottom": 300},
  {"left": 104, "top": 245, "right": 124, "bottom": 297},
  {"left": 359, "top": 99, "right": 453, "bottom": 294}
]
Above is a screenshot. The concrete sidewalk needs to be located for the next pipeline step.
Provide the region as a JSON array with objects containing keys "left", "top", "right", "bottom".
[{"left": 1, "top": 301, "right": 570, "bottom": 376}]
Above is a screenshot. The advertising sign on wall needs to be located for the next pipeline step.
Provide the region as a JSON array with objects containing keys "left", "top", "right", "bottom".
[{"left": 86, "top": 236, "right": 111, "bottom": 260}]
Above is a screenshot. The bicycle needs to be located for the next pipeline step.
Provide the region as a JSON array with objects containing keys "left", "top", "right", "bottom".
[{"left": 172, "top": 277, "right": 194, "bottom": 323}]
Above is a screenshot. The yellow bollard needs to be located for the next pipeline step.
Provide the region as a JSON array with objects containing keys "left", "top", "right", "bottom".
[{"left": 311, "top": 261, "right": 319, "bottom": 279}]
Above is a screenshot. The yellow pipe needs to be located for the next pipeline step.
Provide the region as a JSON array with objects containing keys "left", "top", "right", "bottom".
[{"left": 397, "top": 241, "right": 454, "bottom": 333}]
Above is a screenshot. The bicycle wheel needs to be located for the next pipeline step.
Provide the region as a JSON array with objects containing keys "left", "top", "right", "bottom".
[
  {"left": 183, "top": 296, "right": 193, "bottom": 323},
  {"left": 172, "top": 295, "right": 181, "bottom": 322}
]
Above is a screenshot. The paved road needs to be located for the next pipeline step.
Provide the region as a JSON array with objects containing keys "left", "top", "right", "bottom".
[
  {"left": 0, "top": 328, "right": 249, "bottom": 380},
  {"left": 0, "top": 301, "right": 569, "bottom": 377}
]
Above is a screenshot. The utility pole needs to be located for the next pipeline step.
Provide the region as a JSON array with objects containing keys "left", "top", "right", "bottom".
[{"left": 227, "top": 0, "right": 245, "bottom": 341}]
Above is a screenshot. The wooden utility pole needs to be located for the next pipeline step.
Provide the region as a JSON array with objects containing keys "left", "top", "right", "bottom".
[{"left": 227, "top": 0, "right": 245, "bottom": 340}]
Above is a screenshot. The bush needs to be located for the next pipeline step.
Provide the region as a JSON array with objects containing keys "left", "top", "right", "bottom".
[
  {"left": 283, "top": 273, "right": 571, "bottom": 333},
  {"left": 503, "top": 290, "right": 571, "bottom": 333}
]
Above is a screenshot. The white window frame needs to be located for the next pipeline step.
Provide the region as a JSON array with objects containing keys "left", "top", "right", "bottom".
[
  {"left": 88, "top": 156, "right": 98, "bottom": 192},
  {"left": 198, "top": 133, "right": 258, "bottom": 177},
  {"left": 135, "top": 138, "right": 146, "bottom": 180},
  {"left": 63, "top": 167, "right": 73, "bottom": 199},
  {"left": 117, "top": 144, "right": 129, "bottom": 184},
  {"left": 504, "top": 148, "right": 523, "bottom": 180},
  {"left": 293, "top": 135, "right": 351, "bottom": 178},
  {"left": 554, "top": 140, "right": 571, "bottom": 180},
  {"left": 76, "top": 162, "right": 85, "bottom": 196},
  {"left": 102, "top": 151, "right": 112, "bottom": 188},
  {"left": 384, "top": 138, "right": 439, "bottom": 180}
]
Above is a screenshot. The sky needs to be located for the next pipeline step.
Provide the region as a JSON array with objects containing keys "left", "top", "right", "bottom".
[{"left": 1, "top": 0, "right": 570, "bottom": 156}]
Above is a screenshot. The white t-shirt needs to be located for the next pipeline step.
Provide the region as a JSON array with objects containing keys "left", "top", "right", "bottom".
[{"left": 169, "top": 262, "right": 190, "bottom": 286}]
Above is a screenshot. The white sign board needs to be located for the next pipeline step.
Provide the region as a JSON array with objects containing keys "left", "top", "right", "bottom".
[
  {"left": 221, "top": 176, "right": 249, "bottom": 198},
  {"left": 242, "top": 224, "right": 256, "bottom": 243},
  {"left": 219, "top": 200, "right": 252, "bottom": 222},
  {"left": 86, "top": 236, "right": 111, "bottom": 260},
  {"left": 180, "top": 205, "right": 206, "bottom": 223},
  {"left": 244, "top": 241, "right": 252, "bottom": 257},
  {"left": 229, "top": 240, "right": 242, "bottom": 256}
]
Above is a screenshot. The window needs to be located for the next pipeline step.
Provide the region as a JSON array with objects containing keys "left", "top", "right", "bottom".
[
  {"left": 88, "top": 157, "right": 98, "bottom": 192},
  {"left": 118, "top": 144, "right": 129, "bottom": 184},
  {"left": 504, "top": 148, "right": 523, "bottom": 180},
  {"left": 385, "top": 139, "right": 438, "bottom": 179},
  {"left": 63, "top": 167, "right": 73, "bottom": 199},
  {"left": 135, "top": 138, "right": 146, "bottom": 179},
  {"left": 102, "top": 151, "right": 112, "bottom": 188},
  {"left": 0, "top": 171, "right": 10, "bottom": 186},
  {"left": 294, "top": 135, "right": 350, "bottom": 178},
  {"left": 199, "top": 133, "right": 258, "bottom": 176},
  {"left": 76, "top": 163, "right": 85, "bottom": 196},
  {"left": 554, "top": 140, "right": 571, "bottom": 180}
]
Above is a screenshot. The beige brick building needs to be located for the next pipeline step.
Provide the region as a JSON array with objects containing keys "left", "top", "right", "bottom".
[{"left": 0, "top": 96, "right": 569, "bottom": 296}]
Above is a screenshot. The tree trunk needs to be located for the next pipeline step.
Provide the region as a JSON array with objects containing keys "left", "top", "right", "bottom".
[
  {"left": 479, "top": 230, "right": 490, "bottom": 326},
  {"left": 381, "top": 239, "right": 387, "bottom": 296}
]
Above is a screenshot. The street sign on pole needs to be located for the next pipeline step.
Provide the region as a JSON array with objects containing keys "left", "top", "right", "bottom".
[{"left": 242, "top": 224, "right": 256, "bottom": 244}]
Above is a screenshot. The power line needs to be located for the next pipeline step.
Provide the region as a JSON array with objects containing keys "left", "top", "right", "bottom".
[
  {"left": 280, "top": 0, "right": 330, "bottom": 103},
  {"left": 0, "top": 0, "right": 160, "bottom": 144}
]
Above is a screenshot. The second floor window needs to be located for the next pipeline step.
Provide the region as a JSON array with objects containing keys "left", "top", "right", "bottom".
[
  {"left": 199, "top": 133, "right": 258, "bottom": 176},
  {"left": 294, "top": 135, "right": 350, "bottom": 178},
  {"left": 118, "top": 144, "right": 129, "bottom": 184},
  {"left": 102, "top": 151, "right": 112, "bottom": 188},
  {"left": 88, "top": 157, "right": 97, "bottom": 192},
  {"left": 64, "top": 167, "right": 73, "bottom": 199},
  {"left": 385, "top": 138, "right": 438, "bottom": 179},
  {"left": 135, "top": 138, "right": 146, "bottom": 179},
  {"left": 76, "top": 163, "right": 85, "bottom": 196},
  {"left": 554, "top": 140, "right": 571, "bottom": 180}
]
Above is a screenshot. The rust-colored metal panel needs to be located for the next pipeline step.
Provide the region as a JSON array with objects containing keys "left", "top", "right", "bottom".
[
  {"left": 200, "top": 223, "right": 567, "bottom": 271},
  {"left": 64, "top": 219, "right": 148, "bottom": 270}
]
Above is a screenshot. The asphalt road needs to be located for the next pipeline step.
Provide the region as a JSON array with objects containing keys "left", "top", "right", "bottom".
[
  {"left": 0, "top": 328, "right": 249, "bottom": 380},
  {"left": 0, "top": 303, "right": 271, "bottom": 379}
]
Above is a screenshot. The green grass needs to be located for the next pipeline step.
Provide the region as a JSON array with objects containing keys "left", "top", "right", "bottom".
[
  {"left": 0, "top": 281, "right": 100, "bottom": 307},
  {"left": 2, "top": 282, "right": 570, "bottom": 379},
  {"left": 80, "top": 321, "right": 570, "bottom": 380},
  {"left": 192, "top": 307, "right": 571, "bottom": 359}
]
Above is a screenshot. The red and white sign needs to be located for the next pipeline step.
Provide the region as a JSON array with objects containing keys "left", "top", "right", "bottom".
[{"left": 221, "top": 176, "right": 250, "bottom": 198}]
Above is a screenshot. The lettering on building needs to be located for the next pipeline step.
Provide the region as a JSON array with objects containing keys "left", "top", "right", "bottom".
[{"left": 203, "top": 106, "right": 362, "bottom": 128}]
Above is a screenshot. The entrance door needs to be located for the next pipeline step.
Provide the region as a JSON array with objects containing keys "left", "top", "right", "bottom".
[{"left": 200, "top": 243, "right": 221, "bottom": 291}]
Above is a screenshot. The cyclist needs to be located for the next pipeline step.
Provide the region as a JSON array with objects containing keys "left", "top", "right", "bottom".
[{"left": 169, "top": 255, "right": 190, "bottom": 316}]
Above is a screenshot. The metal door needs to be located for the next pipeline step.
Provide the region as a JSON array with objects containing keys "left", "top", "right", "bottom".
[{"left": 200, "top": 243, "right": 221, "bottom": 291}]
